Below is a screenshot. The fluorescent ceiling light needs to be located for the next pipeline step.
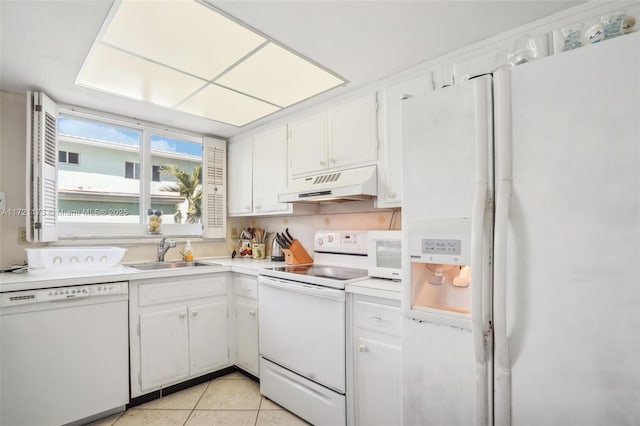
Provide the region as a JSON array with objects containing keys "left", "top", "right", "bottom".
[
  {"left": 178, "top": 85, "right": 280, "bottom": 127},
  {"left": 101, "top": 0, "right": 266, "bottom": 80},
  {"left": 76, "top": 0, "right": 347, "bottom": 127},
  {"left": 76, "top": 44, "right": 205, "bottom": 107},
  {"left": 217, "top": 43, "right": 345, "bottom": 107}
]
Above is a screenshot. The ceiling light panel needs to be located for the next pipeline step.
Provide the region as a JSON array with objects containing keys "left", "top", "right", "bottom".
[
  {"left": 177, "top": 84, "right": 280, "bottom": 127},
  {"left": 76, "top": 0, "right": 347, "bottom": 127},
  {"left": 216, "top": 42, "right": 345, "bottom": 107},
  {"left": 101, "top": 0, "right": 266, "bottom": 80},
  {"left": 76, "top": 44, "right": 206, "bottom": 107}
]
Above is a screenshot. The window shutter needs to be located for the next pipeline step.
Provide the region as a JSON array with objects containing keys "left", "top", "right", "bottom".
[
  {"left": 202, "top": 136, "right": 226, "bottom": 239},
  {"left": 26, "top": 92, "right": 58, "bottom": 242}
]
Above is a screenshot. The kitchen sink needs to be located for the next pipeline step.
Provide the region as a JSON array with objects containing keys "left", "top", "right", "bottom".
[{"left": 128, "top": 261, "right": 221, "bottom": 270}]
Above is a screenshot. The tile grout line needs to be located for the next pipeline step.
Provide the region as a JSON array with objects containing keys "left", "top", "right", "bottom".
[
  {"left": 181, "top": 378, "right": 214, "bottom": 426},
  {"left": 255, "top": 394, "right": 264, "bottom": 426}
]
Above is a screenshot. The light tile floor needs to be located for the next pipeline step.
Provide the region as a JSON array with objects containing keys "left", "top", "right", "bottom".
[{"left": 88, "top": 372, "right": 310, "bottom": 426}]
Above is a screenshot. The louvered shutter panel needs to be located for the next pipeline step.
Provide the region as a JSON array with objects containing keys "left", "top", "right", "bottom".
[
  {"left": 202, "top": 136, "right": 226, "bottom": 239},
  {"left": 26, "top": 92, "right": 58, "bottom": 242}
]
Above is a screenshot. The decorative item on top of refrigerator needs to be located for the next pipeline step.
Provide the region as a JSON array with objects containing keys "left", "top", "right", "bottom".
[{"left": 407, "top": 218, "right": 472, "bottom": 321}]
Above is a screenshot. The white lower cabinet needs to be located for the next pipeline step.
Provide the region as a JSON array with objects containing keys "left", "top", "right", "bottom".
[
  {"left": 233, "top": 273, "right": 259, "bottom": 377},
  {"left": 130, "top": 274, "right": 231, "bottom": 397},
  {"left": 189, "top": 301, "right": 229, "bottom": 376},
  {"left": 139, "top": 307, "right": 190, "bottom": 390},
  {"left": 349, "top": 293, "right": 402, "bottom": 426}
]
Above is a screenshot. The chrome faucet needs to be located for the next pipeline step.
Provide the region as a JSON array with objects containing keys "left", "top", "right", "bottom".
[{"left": 157, "top": 237, "right": 176, "bottom": 262}]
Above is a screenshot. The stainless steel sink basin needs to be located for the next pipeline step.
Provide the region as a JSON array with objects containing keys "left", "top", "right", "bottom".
[{"left": 129, "top": 261, "right": 221, "bottom": 270}]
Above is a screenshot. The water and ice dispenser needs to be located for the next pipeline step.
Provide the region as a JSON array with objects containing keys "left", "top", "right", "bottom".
[{"left": 405, "top": 219, "right": 473, "bottom": 321}]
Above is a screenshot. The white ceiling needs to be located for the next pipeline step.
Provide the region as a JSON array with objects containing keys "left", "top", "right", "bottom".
[{"left": 0, "top": 0, "right": 581, "bottom": 138}]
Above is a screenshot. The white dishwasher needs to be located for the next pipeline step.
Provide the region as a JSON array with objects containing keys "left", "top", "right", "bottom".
[{"left": 0, "top": 281, "right": 129, "bottom": 426}]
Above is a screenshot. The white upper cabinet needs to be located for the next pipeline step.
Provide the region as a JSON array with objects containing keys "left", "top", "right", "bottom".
[
  {"left": 252, "top": 125, "right": 290, "bottom": 214},
  {"left": 287, "top": 111, "right": 328, "bottom": 176},
  {"left": 228, "top": 126, "right": 292, "bottom": 216},
  {"left": 288, "top": 93, "right": 378, "bottom": 178},
  {"left": 328, "top": 93, "right": 378, "bottom": 170},
  {"left": 227, "top": 137, "right": 253, "bottom": 215},
  {"left": 377, "top": 72, "right": 432, "bottom": 208}
]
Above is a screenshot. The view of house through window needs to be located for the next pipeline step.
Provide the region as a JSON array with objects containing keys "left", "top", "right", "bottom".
[{"left": 57, "top": 114, "right": 203, "bottom": 233}]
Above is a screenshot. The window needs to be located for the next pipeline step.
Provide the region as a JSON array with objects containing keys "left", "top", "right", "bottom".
[
  {"left": 58, "top": 150, "right": 79, "bottom": 164},
  {"left": 125, "top": 161, "right": 140, "bottom": 179},
  {"left": 152, "top": 165, "right": 161, "bottom": 182},
  {"left": 56, "top": 112, "right": 205, "bottom": 237}
]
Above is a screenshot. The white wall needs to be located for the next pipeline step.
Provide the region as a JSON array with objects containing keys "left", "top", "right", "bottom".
[
  {"left": 229, "top": 204, "right": 401, "bottom": 259},
  {"left": 0, "top": 91, "right": 36, "bottom": 266}
]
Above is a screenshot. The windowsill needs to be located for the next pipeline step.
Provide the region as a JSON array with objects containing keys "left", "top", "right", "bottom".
[{"left": 51, "top": 235, "right": 226, "bottom": 246}]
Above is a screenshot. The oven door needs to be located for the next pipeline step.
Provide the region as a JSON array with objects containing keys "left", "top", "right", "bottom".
[{"left": 258, "top": 275, "right": 346, "bottom": 393}]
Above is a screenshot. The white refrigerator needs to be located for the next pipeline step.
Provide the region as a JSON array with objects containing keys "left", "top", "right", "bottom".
[{"left": 401, "top": 31, "right": 639, "bottom": 426}]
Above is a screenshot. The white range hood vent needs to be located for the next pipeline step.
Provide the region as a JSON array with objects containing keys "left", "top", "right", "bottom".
[{"left": 278, "top": 165, "right": 377, "bottom": 203}]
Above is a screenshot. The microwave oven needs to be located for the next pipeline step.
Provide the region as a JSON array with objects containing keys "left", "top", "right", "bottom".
[{"left": 367, "top": 230, "right": 402, "bottom": 280}]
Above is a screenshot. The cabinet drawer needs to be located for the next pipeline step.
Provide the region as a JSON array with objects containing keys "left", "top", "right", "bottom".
[
  {"left": 355, "top": 299, "right": 401, "bottom": 336},
  {"left": 234, "top": 274, "right": 258, "bottom": 299},
  {"left": 138, "top": 275, "right": 227, "bottom": 307}
]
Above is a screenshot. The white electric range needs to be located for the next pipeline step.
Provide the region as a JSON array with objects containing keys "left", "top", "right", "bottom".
[{"left": 258, "top": 230, "right": 368, "bottom": 426}]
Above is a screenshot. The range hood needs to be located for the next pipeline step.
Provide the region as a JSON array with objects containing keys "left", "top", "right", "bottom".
[{"left": 278, "top": 165, "right": 377, "bottom": 203}]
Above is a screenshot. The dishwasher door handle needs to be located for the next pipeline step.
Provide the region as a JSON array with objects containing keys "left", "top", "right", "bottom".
[{"left": 258, "top": 276, "right": 345, "bottom": 302}]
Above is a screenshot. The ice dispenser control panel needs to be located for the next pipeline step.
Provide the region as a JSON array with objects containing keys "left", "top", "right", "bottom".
[{"left": 422, "top": 239, "right": 461, "bottom": 255}]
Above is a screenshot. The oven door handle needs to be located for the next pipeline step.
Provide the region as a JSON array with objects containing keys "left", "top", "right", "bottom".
[{"left": 258, "top": 276, "right": 345, "bottom": 302}]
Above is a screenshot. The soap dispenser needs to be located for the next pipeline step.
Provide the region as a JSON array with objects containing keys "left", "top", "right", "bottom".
[{"left": 184, "top": 240, "right": 194, "bottom": 262}]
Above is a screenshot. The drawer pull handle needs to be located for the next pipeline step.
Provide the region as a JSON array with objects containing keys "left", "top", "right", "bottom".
[
  {"left": 249, "top": 310, "right": 256, "bottom": 316},
  {"left": 192, "top": 310, "right": 198, "bottom": 317},
  {"left": 358, "top": 345, "right": 368, "bottom": 352},
  {"left": 179, "top": 312, "right": 186, "bottom": 319},
  {"left": 368, "top": 315, "right": 390, "bottom": 323}
]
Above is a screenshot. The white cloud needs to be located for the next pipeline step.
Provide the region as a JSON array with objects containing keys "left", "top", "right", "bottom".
[
  {"left": 59, "top": 117, "right": 140, "bottom": 146},
  {"left": 151, "top": 138, "right": 177, "bottom": 153}
]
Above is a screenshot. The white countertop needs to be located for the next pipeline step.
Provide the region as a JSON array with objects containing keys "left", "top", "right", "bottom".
[
  {"left": 346, "top": 278, "right": 402, "bottom": 301},
  {"left": 0, "top": 257, "right": 283, "bottom": 292},
  {"left": 0, "top": 257, "right": 402, "bottom": 300}
]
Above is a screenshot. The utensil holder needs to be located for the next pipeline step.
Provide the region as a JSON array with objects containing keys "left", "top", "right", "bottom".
[
  {"left": 282, "top": 240, "right": 313, "bottom": 265},
  {"left": 252, "top": 243, "right": 265, "bottom": 259}
]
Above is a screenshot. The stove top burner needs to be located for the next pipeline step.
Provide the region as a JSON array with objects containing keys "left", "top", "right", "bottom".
[{"left": 268, "top": 264, "right": 368, "bottom": 281}]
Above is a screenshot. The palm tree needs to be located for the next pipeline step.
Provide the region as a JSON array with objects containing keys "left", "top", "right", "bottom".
[{"left": 160, "top": 165, "right": 202, "bottom": 224}]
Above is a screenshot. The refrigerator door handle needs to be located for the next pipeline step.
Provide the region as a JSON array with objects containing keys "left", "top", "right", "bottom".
[
  {"left": 470, "top": 74, "right": 492, "bottom": 426},
  {"left": 493, "top": 179, "right": 512, "bottom": 426},
  {"left": 471, "top": 181, "right": 489, "bottom": 426},
  {"left": 494, "top": 67, "right": 513, "bottom": 426}
]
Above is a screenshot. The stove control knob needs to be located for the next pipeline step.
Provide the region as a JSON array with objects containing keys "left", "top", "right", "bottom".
[
  {"left": 327, "top": 235, "right": 334, "bottom": 243},
  {"left": 317, "top": 237, "right": 323, "bottom": 246}
]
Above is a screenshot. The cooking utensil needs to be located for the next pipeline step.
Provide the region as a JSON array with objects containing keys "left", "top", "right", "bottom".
[
  {"left": 281, "top": 230, "right": 293, "bottom": 246},
  {"left": 276, "top": 233, "right": 290, "bottom": 249},
  {"left": 285, "top": 228, "right": 295, "bottom": 242}
]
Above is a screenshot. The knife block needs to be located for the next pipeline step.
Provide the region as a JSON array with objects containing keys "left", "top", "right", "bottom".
[{"left": 282, "top": 240, "right": 313, "bottom": 265}]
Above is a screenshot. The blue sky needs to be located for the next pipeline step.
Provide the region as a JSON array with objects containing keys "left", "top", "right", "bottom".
[{"left": 58, "top": 116, "right": 202, "bottom": 158}]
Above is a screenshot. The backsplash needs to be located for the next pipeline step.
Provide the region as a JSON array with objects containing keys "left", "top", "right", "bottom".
[{"left": 228, "top": 206, "right": 401, "bottom": 260}]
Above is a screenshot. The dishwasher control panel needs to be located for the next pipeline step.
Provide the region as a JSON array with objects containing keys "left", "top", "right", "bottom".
[{"left": 1, "top": 282, "right": 128, "bottom": 307}]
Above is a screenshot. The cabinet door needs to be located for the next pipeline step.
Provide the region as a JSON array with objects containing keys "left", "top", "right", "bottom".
[
  {"left": 189, "top": 301, "right": 229, "bottom": 376},
  {"left": 252, "top": 126, "right": 291, "bottom": 214},
  {"left": 227, "top": 137, "right": 253, "bottom": 215},
  {"left": 354, "top": 336, "right": 402, "bottom": 426},
  {"left": 328, "top": 93, "right": 378, "bottom": 170},
  {"left": 235, "top": 298, "right": 259, "bottom": 376},
  {"left": 378, "top": 73, "right": 432, "bottom": 208},
  {"left": 288, "top": 111, "right": 328, "bottom": 177},
  {"left": 139, "top": 307, "right": 189, "bottom": 391}
]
